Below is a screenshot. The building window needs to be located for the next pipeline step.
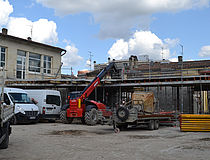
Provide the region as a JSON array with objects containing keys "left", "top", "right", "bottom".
[
  {"left": 29, "top": 52, "right": 41, "bottom": 73},
  {"left": 0, "top": 46, "right": 5, "bottom": 67},
  {"left": 43, "top": 55, "right": 52, "bottom": 74},
  {"left": 16, "top": 50, "right": 26, "bottom": 79}
]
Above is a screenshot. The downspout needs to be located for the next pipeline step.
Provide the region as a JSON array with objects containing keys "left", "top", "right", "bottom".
[{"left": 55, "top": 50, "right": 66, "bottom": 78}]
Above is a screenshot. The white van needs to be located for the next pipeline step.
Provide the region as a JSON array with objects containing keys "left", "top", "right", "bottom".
[
  {"left": 25, "top": 90, "right": 61, "bottom": 121},
  {"left": 1, "top": 88, "right": 39, "bottom": 124}
]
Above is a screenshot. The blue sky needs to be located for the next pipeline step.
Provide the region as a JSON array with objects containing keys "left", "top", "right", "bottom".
[{"left": 0, "top": 0, "right": 210, "bottom": 75}]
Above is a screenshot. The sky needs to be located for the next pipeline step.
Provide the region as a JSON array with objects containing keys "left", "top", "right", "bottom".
[{"left": 0, "top": 0, "right": 210, "bottom": 75}]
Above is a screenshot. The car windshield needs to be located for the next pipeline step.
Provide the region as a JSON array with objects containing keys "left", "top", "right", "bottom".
[
  {"left": 9, "top": 93, "right": 32, "bottom": 104},
  {"left": 46, "top": 95, "right": 60, "bottom": 106}
]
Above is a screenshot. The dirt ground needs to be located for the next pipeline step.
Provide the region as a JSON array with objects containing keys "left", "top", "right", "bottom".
[{"left": 0, "top": 122, "right": 210, "bottom": 160}]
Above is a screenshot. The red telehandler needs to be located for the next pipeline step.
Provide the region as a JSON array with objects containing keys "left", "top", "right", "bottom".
[{"left": 60, "top": 62, "right": 117, "bottom": 125}]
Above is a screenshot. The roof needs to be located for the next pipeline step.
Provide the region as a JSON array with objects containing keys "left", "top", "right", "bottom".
[{"left": 0, "top": 32, "right": 66, "bottom": 54}]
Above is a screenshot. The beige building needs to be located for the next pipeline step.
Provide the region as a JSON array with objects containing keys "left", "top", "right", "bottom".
[{"left": 0, "top": 28, "right": 66, "bottom": 80}]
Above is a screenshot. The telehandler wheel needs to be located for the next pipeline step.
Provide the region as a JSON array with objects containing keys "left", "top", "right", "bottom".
[
  {"left": 85, "top": 108, "right": 98, "bottom": 126},
  {"left": 0, "top": 122, "right": 9, "bottom": 149},
  {"left": 60, "top": 110, "right": 73, "bottom": 124},
  {"left": 148, "top": 120, "right": 155, "bottom": 130}
]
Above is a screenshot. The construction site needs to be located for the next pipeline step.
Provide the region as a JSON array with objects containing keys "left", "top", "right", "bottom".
[
  {"left": 1, "top": 43, "right": 210, "bottom": 160},
  {"left": 0, "top": 1, "right": 210, "bottom": 158},
  {"left": 5, "top": 55, "right": 210, "bottom": 115},
  {"left": 1, "top": 55, "right": 210, "bottom": 159}
]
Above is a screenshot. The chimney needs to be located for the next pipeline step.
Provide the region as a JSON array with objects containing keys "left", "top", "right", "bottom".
[
  {"left": 108, "top": 57, "right": 111, "bottom": 63},
  {"left": 93, "top": 61, "right": 96, "bottom": 70},
  {"left": 2, "top": 28, "right": 8, "bottom": 35},
  {"left": 27, "top": 37, "right": 32, "bottom": 41},
  {"left": 178, "top": 56, "right": 183, "bottom": 62}
]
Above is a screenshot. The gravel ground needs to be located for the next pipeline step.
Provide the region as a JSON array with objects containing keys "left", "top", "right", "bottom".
[{"left": 0, "top": 122, "right": 210, "bottom": 160}]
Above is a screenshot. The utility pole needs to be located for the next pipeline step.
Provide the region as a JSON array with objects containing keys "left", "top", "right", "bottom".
[
  {"left": 27, "top": 24, "right": 33, "bottom": 38},
  {"left": 148, "top": 56, "right": 151, "bottom": 80},
  {"left": 179, "top": 44, "right": 184, "bottom": 113},
  {"left": 88, "top": 51, "right": 93, "bottom": 71},
  {"left": 70, "top": 67, "right": 73, "bottom": 83}
]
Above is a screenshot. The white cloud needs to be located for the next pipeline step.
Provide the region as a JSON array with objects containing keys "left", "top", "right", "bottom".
[
  {"left": 164, "top": 38, "right": 180, "bottom": 48},
  {"left": 199, "top": 45, "right": 210, "bottom": 57},
  {"left": 32, "top": 19, "right": 58, "bottom": 44},
  {"left": 7, "top": 17, "right": 33, "bottom": 39},
  {"left": 108, "top": 30, "right": 177, "bottom": 61},
  {"left": 0, "top": 0, "right": 13, "bottom": 26},
  {"left": 62, "top": 44, "right": 83, "bottom": 67},
  {"left": 7, "top": 17, "right": 58, "bottom": 44},
  {"left": 108, "top": 39, "right": 128, "bottom": 60},
  {"left": 169, "top": 58, "right": 178, "bottom": 62},
  {"left": 36, "top": 0, "right": 210, "bottom": 39},
  {"left": 86, "top": 59, "right": 91, "bottom": 67}
]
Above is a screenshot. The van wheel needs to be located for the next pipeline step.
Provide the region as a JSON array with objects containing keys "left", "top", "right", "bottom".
[
  {"left": 11, "top": 115, "right": 17, "bottom": 125},
  {"left": 48, "top": 119, "right": 56, "bottom": 123},
  {"left": 0, "top": 122, "right": 9, "bottom": 149},
  {"left": 85, "top": 108, "right": 98, "bottom": 125},
  {"left": 60, "top": 110, "right": 73, "bottom": 124},
  {"left": 81, "top": 117, "right": 86, "bottom": 124}
]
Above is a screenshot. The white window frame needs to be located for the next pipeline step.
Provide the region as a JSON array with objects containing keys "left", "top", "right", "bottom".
[
  {"left": 43, "top": 55, "right": 52, "bottom": 74},
  {"left": 16, "top": 50, "right": 26, "bottom": 79},
  {"left": 0, "top": 46, "right": 6, "bottom": 67},
  {"left": 29, "top": 52, "right": 41, "bottom": 73}
]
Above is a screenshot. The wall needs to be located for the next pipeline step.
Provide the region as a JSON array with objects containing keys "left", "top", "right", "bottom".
[{"left": 0, "top": 38, "right": 61, "bottom": 79}]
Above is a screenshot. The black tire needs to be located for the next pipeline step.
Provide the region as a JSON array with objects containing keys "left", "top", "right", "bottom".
[
  {"left": 154, "top": 120, "right": 159, "bottom": 130},
  {"left": 148, "top": 120, "right": 155, "bottom": 130},
  {"left": 85, "top": 108, "right": 98, "bottom": 125},
  {"left": 81, "top": 117, "right": 86, "bottom": 124},
  {"left": 48, "top": 119, "right": 56, "bottom": 123},
  {"left": 11, "top": 115, "right": 17, "bottom": 125},
  {"left": 116, "top": 107, "right": 129, "bottom": 121},
  {"left": 60, "top": 110, "right": 73, "bottom": 124},
  {"left": 116, "top": 124, "right": 128, "bottom": 131},
  {"left": 0, "top": 122, "right": 9, "bottom": 149}
]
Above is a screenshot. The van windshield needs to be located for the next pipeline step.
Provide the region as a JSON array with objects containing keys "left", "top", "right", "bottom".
[
  {"left": 9, "top": 93, "right": 32, "bottom": 104},
  {"left": 46, "top": 95, "right": 60, "bottom": 106}
]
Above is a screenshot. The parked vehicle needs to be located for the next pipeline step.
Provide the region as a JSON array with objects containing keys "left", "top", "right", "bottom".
[
  {"left": 60, "top": 62, "right": 117, "bottom": 125},
  {"left": 0, "top": 95, "right": 14, "bottom": 149},
  {"left": 0, "top": 69, "right": 14, "bottom": 149},
  {"left": 25, "top": 89, "right": 61, "bottom": 121},
  {"left": 1, "top": 88, "right": 39, "bottom": 124}
]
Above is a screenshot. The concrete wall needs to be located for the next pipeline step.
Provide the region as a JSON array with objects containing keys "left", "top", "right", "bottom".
[{"left": 0, "top": 38, "right": 61, "bottom": 79}]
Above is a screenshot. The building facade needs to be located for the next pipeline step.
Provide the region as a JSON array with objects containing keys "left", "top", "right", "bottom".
[{"left": 0, "top": 28, "right": 66, "bottom": 80}]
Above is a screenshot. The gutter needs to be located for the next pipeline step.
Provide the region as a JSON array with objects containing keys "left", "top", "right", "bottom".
[{"left": 61, "top": 50, "right": 67, "bottom": 56}]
